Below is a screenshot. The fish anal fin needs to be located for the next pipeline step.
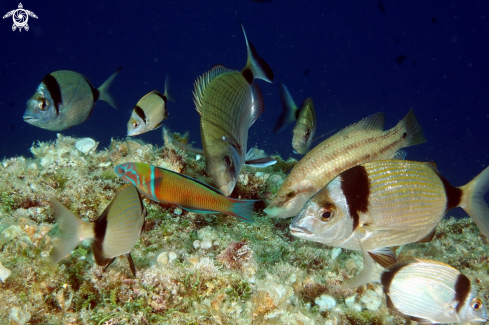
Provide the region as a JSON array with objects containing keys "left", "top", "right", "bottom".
[
  {"left": 416, "top": 227, "right": 436, "bottom": 243},
  {"left": 368, "top": 247, "right": 397, "bottom": 268},
  {"left": 126, "top": 253, "right": 136, "bottom": 277}
]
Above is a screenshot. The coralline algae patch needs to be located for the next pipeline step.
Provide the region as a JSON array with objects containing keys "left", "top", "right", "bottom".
[{"left": 0, "top": 135, "right": 488, "bottom": 325}]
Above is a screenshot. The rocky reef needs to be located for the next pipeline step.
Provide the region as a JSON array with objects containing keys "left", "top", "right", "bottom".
[{"left": 0, "top": 134, "right": 487, "bottom": 324}]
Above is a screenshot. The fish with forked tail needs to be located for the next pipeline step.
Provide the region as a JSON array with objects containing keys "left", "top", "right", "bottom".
[
  {"left": 115, "top": 162, "right": 258, "bottom": 223},
  {"left": 264, "top": 109, "right": 426, "bottom": 219},
  {"left": 24, "top": 68, "right": 121, "bottom": 131},
  {"left": 193, "top": 23, "right": 274, "bottom": 196},
  {"left": 290, "top": 159, "right": 489, "bottom": 288},
  {"left": 49, "top": 185, "right": 146, "bottom": 276}
]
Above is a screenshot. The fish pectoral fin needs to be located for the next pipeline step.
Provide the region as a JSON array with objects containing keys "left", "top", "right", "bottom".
[
  {"left": 179, "top": 206, "right": 218, "bottom": 214},
  {"left": 409, "top": 316, "right": 435, "bottom": 325},
  {"left": 245, "top": 147, "right": 277, "bottom": 167},
  {"left": 368, "top": 248, "right": 397, "bottom": 268},
  {"left": 416, "top": 227, "right": 437, "bottom": 243},
  {"left": 391, "top": 150, "right": 407, "bottom": 160},
  {"left": 342, "top": 239, "right": 382, "bottom": 289}
]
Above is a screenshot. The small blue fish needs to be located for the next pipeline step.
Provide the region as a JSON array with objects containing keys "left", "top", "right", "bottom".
[{"left": 24, "top": 68, "right": 121, "bottom": 131}]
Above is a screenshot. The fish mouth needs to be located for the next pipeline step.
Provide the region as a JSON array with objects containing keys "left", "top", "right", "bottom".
[
  {"left": 289, "top": 225, "right": 313, "bottom": 236},
  {"left": 23, "top": 115, "right": 37, "bottom": 122}
]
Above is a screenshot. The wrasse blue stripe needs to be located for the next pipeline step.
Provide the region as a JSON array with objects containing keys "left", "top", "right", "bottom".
[{"left": 150, "top": 165, "right": 156, "bottom": 200}]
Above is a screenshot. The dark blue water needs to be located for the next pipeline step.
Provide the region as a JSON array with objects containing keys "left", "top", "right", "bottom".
[{"left": 1, "top": 1, "right": 488, "bottom": 217}]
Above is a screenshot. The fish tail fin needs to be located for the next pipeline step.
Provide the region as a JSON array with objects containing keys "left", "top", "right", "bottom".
[
  {"left": 274, "top": 83, "right": 299, "bottom": 133},
  {"left": 163, "top": 75, "right": 176, "bottom": 103},
  {"left": 48, "top": 199, "right": 94, "bottom": 266},
  {"left": 460, "top": 165, "right": 489, "bottom": 239},
  {"left": 97, "top": 67, "right": 122, "bottom": 109},
  {"left": 227, "top": 198, "right": 258, "bottom": 223},
  {"left": 397, "top": 108, "right": 427, "bottom": 147},
  {"left": 241, "top": 23, "right": 274, "bottom": 83}
]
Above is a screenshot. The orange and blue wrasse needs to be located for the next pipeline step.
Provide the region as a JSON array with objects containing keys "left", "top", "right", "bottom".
[{"left": 115, "top": 162, "right": 257, "bottom": 223}]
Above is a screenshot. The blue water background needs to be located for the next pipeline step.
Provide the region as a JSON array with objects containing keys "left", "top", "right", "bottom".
[{"left": 1, "top": 1, "right": 488, "bottom": 218}]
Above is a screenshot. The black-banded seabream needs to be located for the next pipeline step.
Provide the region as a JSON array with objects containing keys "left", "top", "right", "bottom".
[
  {"left": 24, "top": 68, "right": 121, "bottom": 131},
  {"left": 49, "top": 185, "right": 146, "bottom": 276}
]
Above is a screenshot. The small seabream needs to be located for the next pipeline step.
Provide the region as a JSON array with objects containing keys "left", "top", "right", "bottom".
[
  {"left": 290, "top": 159, "right": 489, "bottom": 287},
  {"left": 376, "top": 257, "right": 487, "bottom": 324},
  {"left": 49, "top": 185, "right": 146, "bottom": 276},
  {"left": 274, "top": 82, "right": 317, "bottom": 154},
  {"left": 24, "top": 68, "right": 121, "bottom": 131},
  {"left": 115, "top": 162, "right": 258, "bottom": 223},
  {"left": 127, "top": 76, "right": 174, "bottom": 136}
]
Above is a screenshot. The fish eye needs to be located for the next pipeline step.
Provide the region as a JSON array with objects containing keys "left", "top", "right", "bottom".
[
  {"left": 305, "top": 129, "right": 310, "bottom": 138},
  {"left": 285, "top": 189, "right": 296, "bottom": 199},
  {"left": 224, "top": 155, "right": 232, "bottom": 168},
  {"left": 133, "top": 121, "right": 139, "bottom": 128},
  {"left": 317, "top": 206, "right": 334, "bottom": 222},
  {"left": 472, "top": 299, "right": 483, "bottom": 310},
  {"left": 39, "top": 98, "right": 48, "bottom": 111}
]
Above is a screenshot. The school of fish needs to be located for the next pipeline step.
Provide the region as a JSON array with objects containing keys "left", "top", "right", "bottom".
[{"left": 24, "top": 23, "right": 489, "bottom": 324}]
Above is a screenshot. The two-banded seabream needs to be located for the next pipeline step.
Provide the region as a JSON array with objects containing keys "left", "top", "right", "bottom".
[{"left": 49, "top": 185, "right": 146, "bottom": 276}]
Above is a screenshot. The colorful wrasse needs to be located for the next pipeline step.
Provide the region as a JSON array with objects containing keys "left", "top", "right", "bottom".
[
  {"left": 115, "top": 162, "right": 258, "bottom": 223},
  {"left": 274, "top": 82, "right": 317, "bottom": 155},
  {"left": 370, "top": 256, "right": 487, "bottom": 323},
  {"left": 24, "top": 68, "right": 121, "bottom": 131},
  {"left": 127, "top": 76, "right": 174, "bottom": 136},
  {"left": 49, "top": 185, "right": 146, "bottom": 276},
  {"left": 265, "top": 109, "right": 426, "bottom": 219},
  {"left": 290, "top": 159, "right": 489, "bottom": 287},
  {"left": 193, "top": 23, "right": 274, "bottom": 196}
]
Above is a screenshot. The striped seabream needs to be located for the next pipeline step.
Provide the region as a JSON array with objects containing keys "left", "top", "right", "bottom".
[
  {"left": 49, "top": 185, "right": 146, "bottom": 276},
  {"left": 265, "top": 109, "right": 427, "bottom": 219},
  {"left": 115, "top": 162, "right": 258, "bottom": 223},
  {"left": 290, "top": 159, "right": 489, "bottom": 287},
  {"left": 24, "top": 68, "right": 121, "bottom": 131}
]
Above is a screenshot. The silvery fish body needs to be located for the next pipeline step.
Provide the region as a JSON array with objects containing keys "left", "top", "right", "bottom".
[
  {"left": 24, "top": 68, "right": 121, "bottom": 131},
  {"left": 380, "top": 258, "right": 487, "bottom": 324},
  {"left": 265, "top": 109, "right": 426, "bottom": 219},
  {"left": 193, "top": 24, "right": 273, "bottom": 195},
  {"left": 290, "top": 160, "right": 489, "bottom": 251},
  {"left": 127, "top": 76, "right": 173, "bottom": 136},
  {"left": 274, "top": 83, "right": 316, "bottom": 154},
  {"left": 49, "top": 185, "right": 146, "bottom": 276}
]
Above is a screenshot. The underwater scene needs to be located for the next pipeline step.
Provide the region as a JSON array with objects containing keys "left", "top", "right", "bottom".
[{"left": 1, "top": 1, "right": 488, "bottom": 324}]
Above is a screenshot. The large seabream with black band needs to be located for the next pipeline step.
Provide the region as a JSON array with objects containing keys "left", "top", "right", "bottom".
[
  {"left": 24, "top": 68, "right": 121, "bottom": 131},
  {"left": 290, "top": 159, "right": 489, "bottom": 287},
  {"left": 265, "top": 109, "right": 427, "bottom": 219}
]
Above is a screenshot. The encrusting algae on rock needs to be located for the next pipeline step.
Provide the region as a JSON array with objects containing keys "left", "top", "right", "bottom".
[{"left": 0, "top": 133, "right": 488, "bottom": 324}]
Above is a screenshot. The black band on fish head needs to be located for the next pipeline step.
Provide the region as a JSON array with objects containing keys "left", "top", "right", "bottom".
[
  {"left": 454, "top": 273, "right": 471, "bottom": 314},
  {"left": 340, "top": 165, "right": 370, "bottom": 231},
  {"left": 134, "top": 106, "right": 147, "bottom": 123},
  {"left": 42, "top": 74, "right": 62, "bottom": 115}
]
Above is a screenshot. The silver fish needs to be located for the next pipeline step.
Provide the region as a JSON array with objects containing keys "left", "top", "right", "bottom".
[
  {"left": 24, "top": 68, "right": 121, "bottom": 131},
  {"left": 290, "top": 160, "right": 489, "bottom": 287},
  {"left": 274, "top": 82, "right": 316, "bottom": 154},
  {"left": 49, "top": 185, "right": 146, "bottom": 276},
  {"left": 374, "top": 257, "right": 487, "bottom": 324},
  {"left": 127, "top": 76, "right": 174, "bottom": 136},
  {"left": 193, "top": 24, "right": 274, "bottom": 195}
]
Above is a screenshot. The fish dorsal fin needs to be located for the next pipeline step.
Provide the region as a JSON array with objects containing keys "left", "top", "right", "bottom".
[
  {"left": 327, "top": 112, "right": 385, "bottom": 142},
  {"left": 368, "top": 247, "right": 397, "bottom": 268},
  {"left": 250, "top": 83, "right": 265, "bottom": 126},
  {"left": 193, "top": 64, "right": 237, "bottom": 115},
  {"left": 424, "top": 161, "right": 438, "bottom": 172},
  {"left": 156, "top": 165, "right": 225, "bottom": 196}
]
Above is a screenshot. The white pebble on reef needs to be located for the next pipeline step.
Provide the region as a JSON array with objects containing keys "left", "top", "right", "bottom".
[
  {"left": 0, "top": 260, "right": 11, "bottom": 283},
  {"left": 361, "top": 289, "right": 382, "bottom": 311},
  {"left": 200, "top": 237, "right": 212, "bottom": 249},
  {"left": 331, "top": 247, "right": 342, "bottom": 260},
  {"left": 344, "top": 294, "right": 356, "bottom": 308},
  {"left": 75, "top": 137, "right": 98, "bottom": 155},
  {"left": 9, "top": 307, "right": 31, "bottom": 325},
  {"left": 196, "top": 154, "right": 201, "bottom": 160},
  {"left": 168, "top": 252, "right": 177, "bottom": 262},
  {"left": 157, "top": 252, "right": 169, "bottom": 265},
  {"left": 174, "top": 207, "right": 183, "bottom": 216},
  {"left": 315, "top": 294, "right": 336, "bottom": 312},
  {"left": 193, "top": 240, "right": 200, "bottom": 249}
]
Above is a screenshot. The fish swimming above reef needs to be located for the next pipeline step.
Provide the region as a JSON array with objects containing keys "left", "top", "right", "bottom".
[
  {"left": 365, "top": 254, "right": 487, "bottom": 324},
  {"left": 290, "top": 159, "right": 489, "bottom": 287},
  {"left": 49, "top": 185, "right": 146, "bottom": 276},
  {"left": 115, "top": 162, "right": 258, "bottom": 223},
  {"left": 24, "top": 68, "right": 121, "bottom": 131},
  {"left": 274, "top": 82, "right": 317, "bottom": 154},
  {"left": 264, "top": 109, "right": 426, "bottom": 219},
  {"left": 193, "top": 23, "right": 274, "bottom": 196},
  {"left": 127, "top": 76, "right": 174, "bottom": 136}
]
